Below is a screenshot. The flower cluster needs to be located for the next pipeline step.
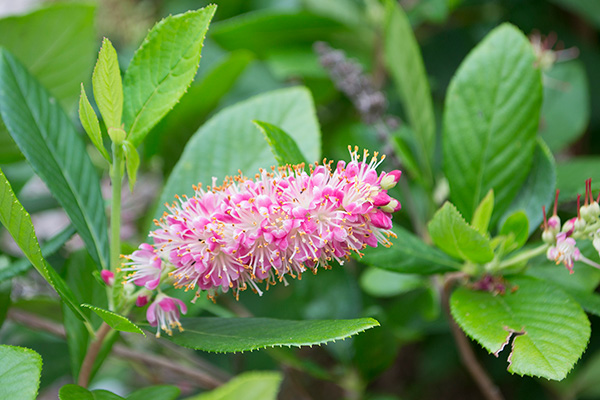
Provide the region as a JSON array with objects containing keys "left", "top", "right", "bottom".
[
  {"left": 542, "top": 179, "right": 600, "bottom": 274},
  {"left": 121, "top": 147, "right": 401, "bottom": 336}
]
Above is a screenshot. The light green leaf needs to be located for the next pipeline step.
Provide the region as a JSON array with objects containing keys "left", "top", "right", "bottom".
[
  {"left": 186, "top": 371, "right": 282, "bottom": 400},
  {"left": 428, "top": 202, "right": 494, "bottom": 263},
  {"left": 157, "top": 87, "right": 320, "bottom": 218},
  {"left": 500, "top": 139, "right": 555, "bottom": 235},
  {"left": 443, "top": 23, "right": 543, "bottom": 222},
  {"left": 359, "top": 267, "right": 425, "bottom": 298},
  {"left": 566, "top": 289, "right": 600, "bottom": 318},
  {"left": 499, "top": 211, "right": 529, "bottom": 249},
  {"left": 360, "top": 225, "right": 461, "bottom": 274},
  {"left": 451, "top": 276, "right": 590, "bottom": 380},
  {"left": 0, "top": 345, "right": 42, "bottom": 400},
  {"left": 79, "top": 84, "right": 110, "bottom": 162},
  {"left": 384, "top": 0, "right": 435, "bottom": 182},
  {"left": 0, "top": 48, "right": 109, "bottom": 270},
  {"left": 154, "top": 317, "right": 379, "bottom": 353},
  {"left": 0, "top": 167, "right": 86, "bottom": 321},
  {"left": 0, "top": 225, "right": 75, "bottom": 282},
  {"left": 145, "top": 49, "right": 254, "bottom": 171},
  {"left": 126, "top": 385, "right": 180, "bottom": 400},
  {"left": 123, "top": 5, "right": 216, "bottom": 146},
  {"left": 471, "top": 190, "right": 494, "bottom": 234},
  {"left": 540, "top": 60, "right": 589, "bottom": 152},
  {"left": 253, "top": 120, "right": 307, "bottom": 166},
  {"left": 123, "top": 140, "right": 140, "bottom": 192},
  {"left": 81, "top": 304, "right": 144, "bottom": 335},
  {"left": 0, "top": 3, "right": 96, "bottom": 109},
  {"left": 557, "top": 157, "right": 600, "bottom": 200},
  {"left": 92, "top": 38, "right": 123, "bottom": 130}
]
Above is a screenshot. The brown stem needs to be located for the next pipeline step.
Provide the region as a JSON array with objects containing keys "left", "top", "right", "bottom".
[
  {"left": 78, "top": 322, "right": 112, "bottom": 387},
  {"left": 441, "top": 274, "right": 504, "bottom": 400},
  {"left": 7, "top": 309, "right": 228, "bottom": 389}
]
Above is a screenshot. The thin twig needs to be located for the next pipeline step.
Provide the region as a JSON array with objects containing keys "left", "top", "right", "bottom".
[
  {"left": 78, "top": 322, "right": 112, "bottom": 387},
  {"left": 7, "top": 309, "right": 228, "bottom": 389},
  {"left": 441, "top": 274, "right": 505, "bottom": 400}
]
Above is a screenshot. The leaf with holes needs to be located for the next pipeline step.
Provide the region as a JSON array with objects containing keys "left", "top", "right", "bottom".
[
  {"left": 428, "top": 202, "right": 494, "bottom": 263},
  {"left": 443, "top": 23, "right": 542, "bottom": 223},
  {"left": 451, "top": 276, "right": 590, "bottom": 380},
  {"left": 0, "top": 48, "right": 109, "bottom": 270},
  {"left": 152, "top": 317, "right": 378, "bottom": 353},
  {"left": 123, "top": 5, "right": 216, "bottom": 146},
  {"left": 0, "top": 345, "right": 42, "bottom": 400}
]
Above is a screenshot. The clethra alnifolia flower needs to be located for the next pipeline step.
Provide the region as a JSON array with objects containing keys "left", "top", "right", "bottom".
[{"left": 123, "top": 147, "right": 402, "bottom": 336}]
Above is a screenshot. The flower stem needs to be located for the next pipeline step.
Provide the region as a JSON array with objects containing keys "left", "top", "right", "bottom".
[
  {"left": 109, "top": 143, "right": 124, "bottom": 311},
  {"left": 77, "top": 322, "right": 112, "bottom": 388},
  {"left": 496, "top": 244, "right": 548, "bottom": 270}
]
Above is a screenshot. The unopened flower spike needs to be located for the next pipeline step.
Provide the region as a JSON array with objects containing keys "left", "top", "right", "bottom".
[{"left": 123, "top": 147, "right": 402, "bottom": 336}]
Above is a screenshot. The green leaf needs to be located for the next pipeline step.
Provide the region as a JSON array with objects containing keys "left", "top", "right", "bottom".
[
  {"left": 557, "top": 157, "right": 600, "bottom": 200},
  {"left": 539, "top": 60, "right": 590, "bottom": 152},
  {"left": 384, "top": 0, "right": 435, "bottom": 181},
  {"left": 500, "top": 139, "right": 555, "bottom": 235},
  {"left": 0, "top": 345, "right": 42, "bottom": 400},
  {"left": 428, "top": 202, "right": 494, "bottom": 263},
  {"left": 186, "top": 371, "right": 282, "bottom": 400},
  {"left": 0, "top": 120, "right": 23, "bottom": 163},
  {"left": 360, "top": 225, "right": 460, "bottom": 274},
  {"left": 471, "top": 190, "right": 494, "bottom": 234},
  {"left": 81, "top": 304, "right": 144, "bottom": 335},
  {"left": 79, "top": 84, "right": 110, "bottom": 162},
  {"left": 59, "top": 384, "right": 94, "bottom": 400},
  {"left": 451, "top": 276, "right": 590, "bottom": 380},
  {"left": 0, "top": 48, "right": 109, "bottom": 270},
  {"left": 0, "top": 167, "right": 86, "bottom": 320},
  {"left": 0, "top": 225, "right": 75, "bottom": 282},
  {"left": 443, "top": 23, "right": 543, "bottom": 222},
  {"left": 0, "top": 280, "right": 10, "bottom": 329},
  {"left": 253, "top": 120, "right": 307, "bottom": 166},
  {"left": 59, "top": 385, "right": 125, "bottom": 400},
  {"left": 500, "top": 211, "right": 529, "bottom": 249},
  {"left": 145, "top": 49, "right": 254, "bottom": 171},
  {"left": 153, "top": 317, "right": 379, "bottom": 352},
  {"left": 157, "top": 87, "right": 321, "bottom": 218},
  {"left": 123, "top": 140, "right": 140, "bottom": 192},
  {"left": 210, "top": 12, "right": 346, "bottom": 57},
  {"left": 126, "top": 385, "right": 180, "bottom": 400},
  {"left": 123, "top": 5, "right": 216, "bottom": 146},
  {"left": 359, "top": 267, "right": 425, "bottom": 298},
  {"left": 566, "top": 289, "right": 600, "bottom": 318},
  {"left": 0, "top": 3, "right": 96, "bottom": 109},
  {"left": 92, "top": 38, "right": 123, "bottom": 130}
]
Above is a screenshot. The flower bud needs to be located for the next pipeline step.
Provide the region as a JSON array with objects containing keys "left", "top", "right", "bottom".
[
  {"left": 100, "top": 270, "right": 114, "bottom": 286},
  {"left": 380, "top": 170, "right": 401, "bottom": 190}
]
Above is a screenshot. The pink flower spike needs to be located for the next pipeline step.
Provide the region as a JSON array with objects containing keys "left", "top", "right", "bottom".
[
  {"left": 101, "top": 270, "right": 114, "bottom": 286},
  {"left": 147, "top": 294, "right": 187, "bottom": 337},
  {"left": 136, "top": 295, "right": 149, "bottom": 307}
]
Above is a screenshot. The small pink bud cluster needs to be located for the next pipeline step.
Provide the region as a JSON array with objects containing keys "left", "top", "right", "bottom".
[
  {"left": 121, "top": 147, "right": 401, "bottom": 336},
  {"left": 542, "top": 180, "right": 600, "bottom": 274}
]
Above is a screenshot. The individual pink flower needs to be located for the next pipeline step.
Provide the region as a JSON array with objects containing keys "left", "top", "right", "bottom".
[
  {"left": 547, "top": 232, "right": 580, "bottom": 274},
  {"left": 147, "top": 294, "right": 187, "bottom": 337},
  {"left": 120, "top": 243, "right": 162, "bottom": 290}
]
